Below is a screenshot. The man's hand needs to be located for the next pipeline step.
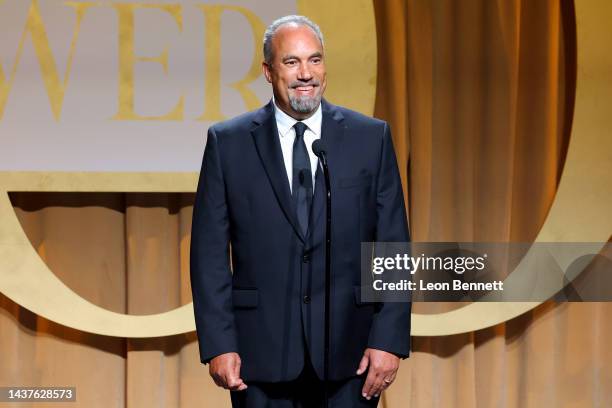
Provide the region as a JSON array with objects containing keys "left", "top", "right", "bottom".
[
  {"left": 209, "top": 352, "right": 248, "bottom": 391},
  {"left": 356, "top": 348, "right": 400, "bottom": 400}
]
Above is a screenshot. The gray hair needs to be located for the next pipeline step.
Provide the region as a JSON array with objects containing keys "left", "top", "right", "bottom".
[{"left": 263, "top": 15, "right": 324, "bottom": 64}]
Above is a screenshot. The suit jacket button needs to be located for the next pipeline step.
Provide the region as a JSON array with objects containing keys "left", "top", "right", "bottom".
[
  {"left": 303, "top": 295, "right": 311, "bottom": 304},
  {"left": 302, "top": 253, "right": 311, "bottom": 263}
]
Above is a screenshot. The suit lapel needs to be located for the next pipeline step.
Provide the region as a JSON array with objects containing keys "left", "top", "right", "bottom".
[
  {"left": 309, "top": 100, "right": 345, "bottom": 235},
  {"left": 251, "top": 101, "right": 305, "bottom": 243}
]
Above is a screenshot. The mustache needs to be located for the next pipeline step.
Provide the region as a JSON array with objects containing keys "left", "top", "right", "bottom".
[{"left": 289, "top": 80, "right": 320, "bottom": 89}]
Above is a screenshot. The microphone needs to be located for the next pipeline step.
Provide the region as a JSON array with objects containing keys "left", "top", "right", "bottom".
[
  {"left": 312, "top": 138, "right": 332, "bottom": 408},
  {"left": 312, "top": 139, "right": 327, "bottom": 160}
]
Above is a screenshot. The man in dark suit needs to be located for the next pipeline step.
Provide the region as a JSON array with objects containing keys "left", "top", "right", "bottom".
[{"left": 190, "top": 15, "right": 411, "bottom": 407}]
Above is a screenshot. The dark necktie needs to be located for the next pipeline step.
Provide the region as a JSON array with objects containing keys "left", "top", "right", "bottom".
[{"left": 292, "top": 122, "right": 312, "bottom": 236}]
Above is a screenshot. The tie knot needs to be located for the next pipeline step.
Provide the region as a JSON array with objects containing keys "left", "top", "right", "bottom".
[{"left": 293, "top": 122, "right": 307, "bottom": 139}]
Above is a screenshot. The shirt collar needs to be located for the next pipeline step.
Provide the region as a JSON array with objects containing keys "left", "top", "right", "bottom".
[{"left": 272, "top": 96, "right": 322, "bottom": 138}]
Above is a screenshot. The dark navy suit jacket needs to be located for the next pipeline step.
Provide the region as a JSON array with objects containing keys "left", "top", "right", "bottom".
[{"left": 190, "top": 99, "right": 411, "bottom": 382}]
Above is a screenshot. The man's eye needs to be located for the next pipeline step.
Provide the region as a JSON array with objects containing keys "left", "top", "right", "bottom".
[
  {"left": 311, "top": 58, "right": 321, "bottom": 64},
  {"left": 285, "top": 60, "right": 297, "bottom": 66}
]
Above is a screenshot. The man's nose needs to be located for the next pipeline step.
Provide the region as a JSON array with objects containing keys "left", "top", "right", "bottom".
[{"left": 297, "top": 63, "right": 312, "bottom": 81}]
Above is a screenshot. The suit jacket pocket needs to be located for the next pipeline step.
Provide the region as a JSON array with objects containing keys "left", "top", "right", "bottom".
[
  {"left": 232, "top": 288, "right": 259, "bottom": 308},
  {"left": 339, "top": 175, "right": 372, "bottom": 189}
]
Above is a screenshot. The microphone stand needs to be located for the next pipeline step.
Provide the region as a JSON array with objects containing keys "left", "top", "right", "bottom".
[{"left": 318, "top": 151, "right": 331, "bottom": 408}]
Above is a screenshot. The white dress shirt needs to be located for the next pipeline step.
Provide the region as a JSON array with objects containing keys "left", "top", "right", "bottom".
[{"left": 273, "top": 98, "right": 322, "bottom": 192}]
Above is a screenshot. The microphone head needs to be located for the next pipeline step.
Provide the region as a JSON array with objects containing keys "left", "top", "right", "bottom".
[{"left": 312, "top": 139, "right": 327, "bottom": 157}]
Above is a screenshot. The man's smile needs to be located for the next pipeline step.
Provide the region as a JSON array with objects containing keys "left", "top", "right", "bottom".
[{"left": 290, "top": 83, "right": 319, "bottom": 96}]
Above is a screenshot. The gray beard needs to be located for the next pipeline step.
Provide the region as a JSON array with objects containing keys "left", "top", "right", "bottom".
[{"left": 288, "top": 93, "right": 322, "bottom": 114}]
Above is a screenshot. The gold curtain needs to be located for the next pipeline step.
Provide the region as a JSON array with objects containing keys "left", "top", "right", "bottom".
[
  {"left": 373, "top": 0, "right": 611, "bottom": 407},
  {"left": 1, "top": 1, "right": 611, "bottom": 407}
]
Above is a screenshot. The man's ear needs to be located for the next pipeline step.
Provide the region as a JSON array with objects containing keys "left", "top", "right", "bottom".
[{"left": 262, "top": 62, "right": 273, "bottom": 84}]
